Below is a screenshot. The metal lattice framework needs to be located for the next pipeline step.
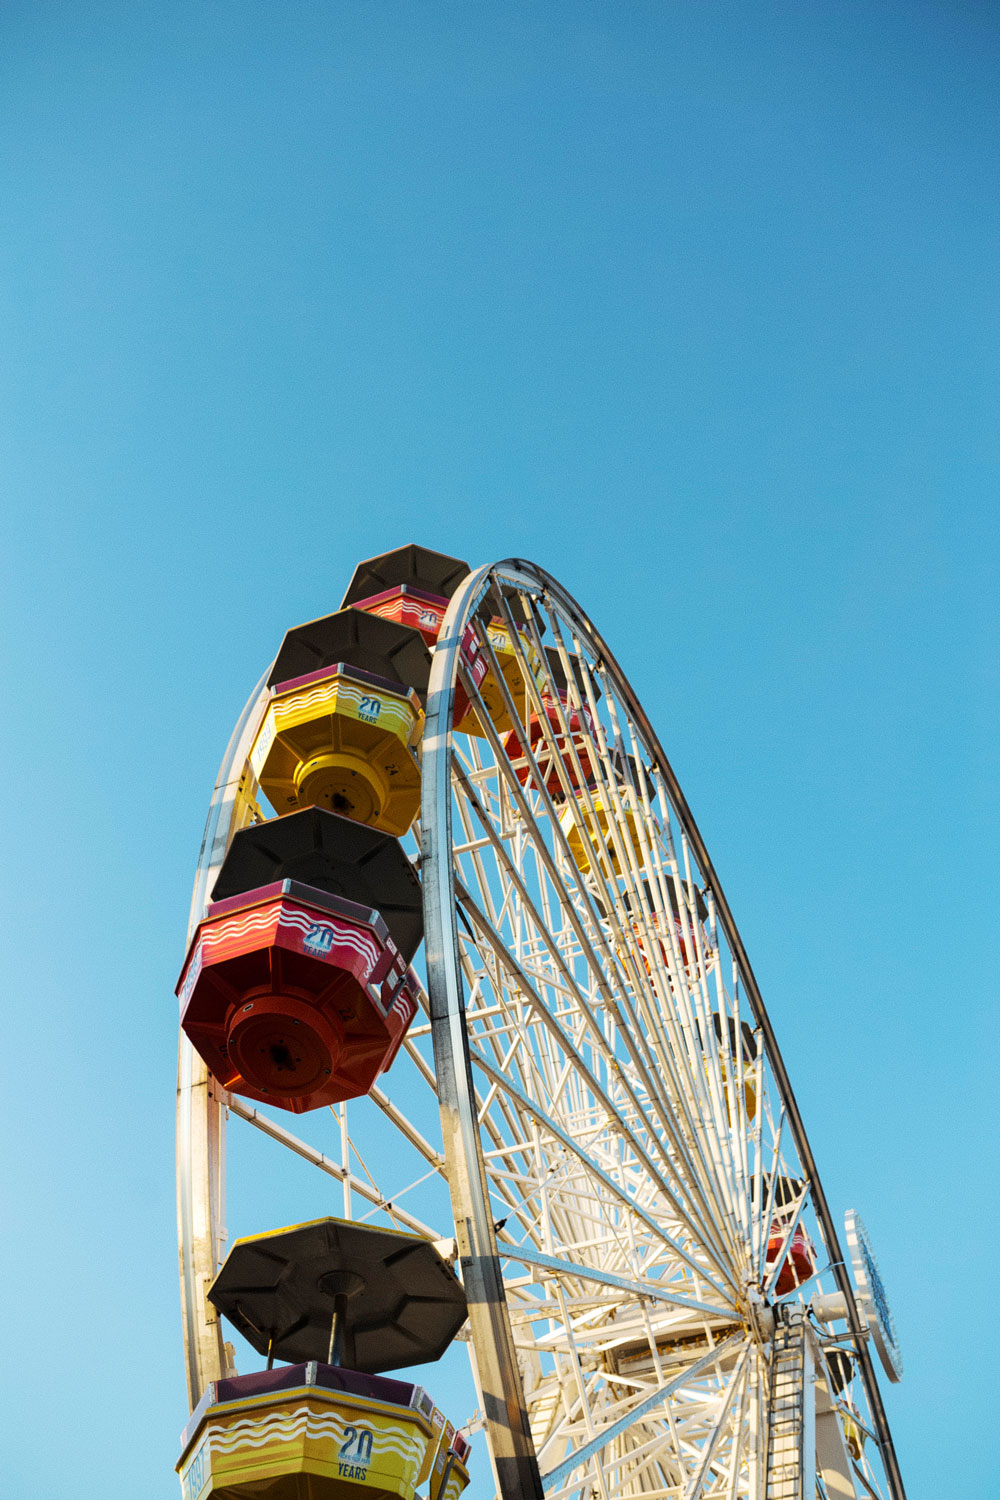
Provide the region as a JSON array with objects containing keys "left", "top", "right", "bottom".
[{"left": 177, "top": 557, "right": 906, "bottom": 1500}]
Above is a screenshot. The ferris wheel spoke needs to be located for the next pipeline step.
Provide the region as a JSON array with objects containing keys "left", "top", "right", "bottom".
[
  {"left": 467, "top": 1042, "right": 736, "bottom": 1303},
  {"left": 496, "top": 1241, "right": 740, "bottom": 1321},
  {"left": 448, "top": 969, "right": 570, "bottom": 1242},
  {"left": 746, "top": 1024, "right": 768, "bottom": 1279},
  {"left": 760, "top": 1180, "right": 811, "bottom": 1300},
  {"left": 722, "top": 966, "right": 756, "bottom": 1255},
  {"left": 671, "top": 845, "right": 756, "bottom": 1246},
  {"left": 539, "top": 1333, "right": 746, "bottom": 1496},
  {"left": 755, "top": 1108, "right": 788, "bottom": 1281},
  {"left": 602, "top": 821, "right": 751, "bottom": 1262},
  {"left": 680, "top": 1345, "right": 752, "bottom": 1500},
  {"left": 721, "top": 1353, "right": 752, "bottom": 1500},
  {"left": 449, "top": 762, "right": 755, "bottom": 1326},
  {"left": 499, "top": 600, "right": 757, "bottom": 1265},
  {"left": 448, "top": 718, "right": 743, "bottom": 1272},
  {"left": 454, "top": 881, "right": 735, "bottom": 1266},
  {"left": 453, "top": 914, "right": 735, "bottom": 1269},
  {"left": 225, "top": 1096, "right": 443, "bottom": 1239}
]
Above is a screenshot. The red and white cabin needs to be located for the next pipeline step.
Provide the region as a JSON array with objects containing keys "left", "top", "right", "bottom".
[{"left": 178, "top": 879, "right": 418, "bottom": 1114}]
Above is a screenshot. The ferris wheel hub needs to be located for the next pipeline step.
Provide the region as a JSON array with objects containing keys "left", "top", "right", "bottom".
[{"left": 742, "top": 1285, "right": 776, "bottom": 1348}]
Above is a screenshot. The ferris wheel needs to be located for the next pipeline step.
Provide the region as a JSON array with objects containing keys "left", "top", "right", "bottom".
[{"left": 175, "top": 549, "right": 906, "bottom": 1500}]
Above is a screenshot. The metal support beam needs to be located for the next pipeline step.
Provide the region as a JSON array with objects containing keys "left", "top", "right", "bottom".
[{"left": 423, "top": 567, "right": 545, "bottom": 1500}]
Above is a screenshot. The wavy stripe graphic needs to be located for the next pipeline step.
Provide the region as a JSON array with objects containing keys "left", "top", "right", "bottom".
[
  {"left": 278, "top": 911, "right": 378, "bottom": 949},
  {"left": 202, "top": 907, "right": 372, "bottom": 947},
  {"left": 270, "top": 680, "right": 416, "bottom": 731},
  {"left": 197, "top": 911, "right": 282, "bottom": 957},
  {"left": 203, "top": 1407, "right": 424, "bottom": 1466},
  {"left": 182, "top": 900, "right": 399, "bottom": 1013},
  {"left": 250, "top": 681, "right": 425, "bottom": 785},
  {"left": 206, "top": 1409, "right": 419, "bottom": 1440},
  {"left": 369, "top": 600, "right": 444, "bottom": 632},
  {"left": 279, "top": 916, "right": 380, "bottom": 971},
  {"left": 389, "top": 991, "right": 415, "bottom": 1024},
  {"left": 277, "top": 911, "right": 376, "bottom": 944},
  {"left": 208, "top": 1410, "right": 419, "bottom": 1446},
  {"left": 204, "top": 910, "right": 280, "bottom": 942},
  {"left": 251, "top": 677, "right": 421, "bottom": 775},
  {"left": 196, "top": 906, "right": 381, "bottom": 974}
]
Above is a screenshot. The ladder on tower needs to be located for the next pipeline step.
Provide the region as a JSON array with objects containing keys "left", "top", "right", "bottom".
[{"left": 765, "top": 1310, "right": 808, "bottom": 1500}]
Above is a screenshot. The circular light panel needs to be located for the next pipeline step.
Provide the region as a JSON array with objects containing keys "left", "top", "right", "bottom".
[{"left": 845, "top": 1209, "right": 904, "bottom": 1382}]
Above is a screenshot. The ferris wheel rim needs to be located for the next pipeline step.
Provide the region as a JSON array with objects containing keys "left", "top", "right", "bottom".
[
  {"left": 419, "top": 556, "right": 906, "bottom": 1500},
  {"left": 176, "top": 665, "right": 272, "bottom": 1408}
]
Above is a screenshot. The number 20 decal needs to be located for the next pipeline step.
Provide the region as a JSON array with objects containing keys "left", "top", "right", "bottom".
[
  {"left": 339, "top": 1425, "right": 374, "bottom": 1463},
  {"left": 357, "top": 695, "right": 382, "bottom": 718}
]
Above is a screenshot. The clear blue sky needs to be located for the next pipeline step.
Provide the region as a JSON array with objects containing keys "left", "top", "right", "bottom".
[{"left": 1, "top": 3, "right": 995, "bottom": 1497}]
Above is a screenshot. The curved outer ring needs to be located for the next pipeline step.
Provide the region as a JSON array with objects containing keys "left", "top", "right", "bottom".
[
  {"left": 421, "top": 558, "right": 907, "bottom": 1500},
  {"left": 177, "top": 669, "right": 271, "bottom": 1408}
]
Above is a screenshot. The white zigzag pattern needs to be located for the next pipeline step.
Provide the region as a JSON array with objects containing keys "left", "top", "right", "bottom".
[{"left": 203, "top": 1407, "right": 422, "bottom": 1464}]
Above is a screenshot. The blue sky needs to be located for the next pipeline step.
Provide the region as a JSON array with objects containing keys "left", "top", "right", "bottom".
[{"left": 1, "top": 3, "right": 995, "bottom": 1497}]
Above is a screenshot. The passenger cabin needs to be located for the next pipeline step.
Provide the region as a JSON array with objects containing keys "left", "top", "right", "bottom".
[
  {"left": 759, "top": 1175, "right": 818, "bottom": 1297},
  {"left": 340, "top": 545, "right": 490, "bottom": 733},
  {"left": 178, "top": 811, "right": 422, "bottom": 1114},
  {"left": 176, "top": 1364, "right": 471, "bottom": 1500},
  {"left": 177, "top": 1219, "right": 473, "bottom": 1500},
  {"left": 250, "top": 607, "right": 432, "bottom": 834}
]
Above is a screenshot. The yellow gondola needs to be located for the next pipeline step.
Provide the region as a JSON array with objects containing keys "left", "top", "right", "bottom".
[
  {"left": 176, "top": 1365, "right": 471, "bottom": 1500},
  {"left": 560, "top": 787, "right": 645, "bottom": 876},
  {"left": 715, "top": 1016, "right": 758, "bottom": 1123},
  {"left": 181, "top": 1220, "right": 473, "bottom": 1500},
  {"left": 250, "top": 665, "right": 424, "bottom": 835},
  {"left": 460, "top": 616, "right": 546, "bottom": 735}
]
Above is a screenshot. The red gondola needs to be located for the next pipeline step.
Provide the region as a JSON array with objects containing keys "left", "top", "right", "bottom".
[
  {"left": 349, "top": 585, "right": 487, "bottom": 730},
  {"left": 503, "top": 691, "right": 595, "bottom": 799},
  {"left": 178, "top": 880, "right": 417, "bottom": 1114},
  {"left": 766, "top": 1220, "right": 816, "bottom": 1296},
  {"left": 341, "top": 545, "right": 488, "bottom": 730}
]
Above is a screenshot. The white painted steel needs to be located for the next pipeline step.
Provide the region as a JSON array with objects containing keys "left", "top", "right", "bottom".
[
  {"left": 176, "top": 669, "right": 269, "bottom": 1408},
  {"left": 418, "top": 561, "right": 905, "bottom": 1500}
]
